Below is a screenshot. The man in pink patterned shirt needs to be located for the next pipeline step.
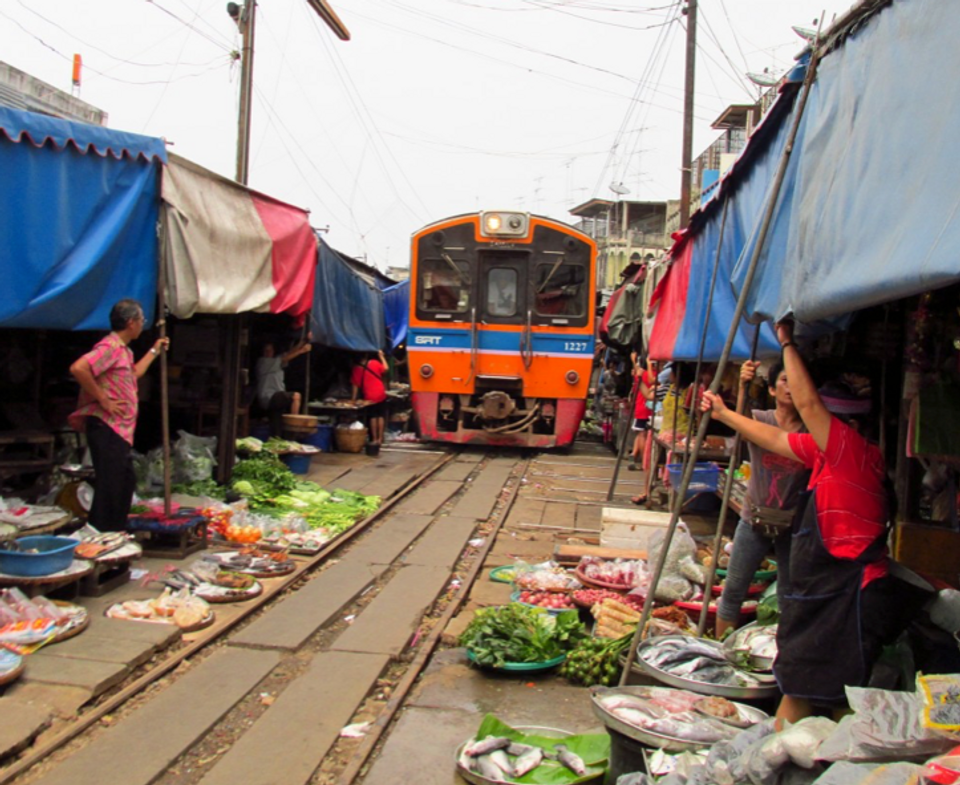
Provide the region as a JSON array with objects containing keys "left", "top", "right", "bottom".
[{"left": 69, "top": 300, "right": 169, "bottom": 531}]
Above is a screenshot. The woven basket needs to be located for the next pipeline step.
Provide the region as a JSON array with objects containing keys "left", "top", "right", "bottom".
[{"left": 335, "top": 427, "right": 367, "bottom": 453}]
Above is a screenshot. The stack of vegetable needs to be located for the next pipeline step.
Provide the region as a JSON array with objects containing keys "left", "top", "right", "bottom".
[
  {"left": 228, "top": 453, "right": 380, "bottom": 536},
  {"left": 459, "top": 605, "right": 587, "bottom": 668},
  {"left": 560, "top": 632, "right": 634, "bottom": 687}
]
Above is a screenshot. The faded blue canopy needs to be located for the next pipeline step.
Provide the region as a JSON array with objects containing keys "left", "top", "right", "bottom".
[
  {"left": 382, "top": 280, "right": 409, "bottom": 350},
  {"left": 734, "top": 0, "right": 960, "bottom": 323},
  {"left": 0, "top": 107, "right": 167, "bottom": 330},
  {"left": 309, "top": 238, "right": 387, "bottom": 351}
]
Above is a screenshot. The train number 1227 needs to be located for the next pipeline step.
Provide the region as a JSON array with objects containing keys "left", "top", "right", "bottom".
[{"left": 564, "top": 341, "right": 589, "bottom": 353}]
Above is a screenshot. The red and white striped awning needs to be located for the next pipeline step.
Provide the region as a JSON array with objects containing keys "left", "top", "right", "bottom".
[{"left": 161, "top": 154, "right": 317, "bottom": 319}]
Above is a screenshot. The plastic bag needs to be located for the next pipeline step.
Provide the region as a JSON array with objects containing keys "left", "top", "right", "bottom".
[
  {"left": 810, "top": 761, "right": 883, "bottom": 784},
  {"left": 679, "top": 555, "right": 706, "bottom": 585},
  {"left": 920, "top": 744, "right": 960, "bottom": 784},
  {"left": 653, "top": 574, "right": 694, "bottom": 603},
  {"left": 174, "top": 430, "right": 217, "bottom": 483},
  {"left": 921, "top": 674, "right": 960, "bottom": 739},
  {"left": 695, "top": 718, "right": 776, "bottom": 785},
  {"left": 929, "top": 590, "right": 960, "bottom": 634},
  {"left": 780, "top": 717, "right": 837, "bottom": 769},
  {"left": 736, "top": 730, "right": 789, "bottom": 785},
  {"left": 817, "top": 685, "right": 954, "bottom": 762},
  {"left": 648, "top": 521, "right": 697, "bottom": 576},
  {"left": 146, "top": 447, "right": 166, "bottom": 488}
]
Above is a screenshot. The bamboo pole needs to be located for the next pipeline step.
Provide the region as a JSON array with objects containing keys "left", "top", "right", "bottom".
[
  {"left": 157, "top": 214, "right": 172, "bottom": 517},
  {"left": 695, "top": 324, "right": 760, "bottom": 637},
  {"left": 620, "top": 48, "right": 822, "bottom": 685}
]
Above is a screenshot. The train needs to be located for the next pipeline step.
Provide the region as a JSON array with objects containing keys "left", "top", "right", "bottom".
[{"left": 407, "top": 210, "right": 597, "bottom": 448}]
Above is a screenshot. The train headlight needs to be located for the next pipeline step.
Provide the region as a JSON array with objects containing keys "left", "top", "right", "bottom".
[
  {"left": 480, "top": 211, "right": 528, "bottom": 238},
  {"left": 419, "top": 363, "right": 434, "bottom": 379},
  {"left": 565, "top": 370, "right": 579, "bottom": 385}
]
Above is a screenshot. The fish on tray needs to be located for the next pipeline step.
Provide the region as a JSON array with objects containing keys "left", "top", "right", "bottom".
[{"left": 462, "top": 736, "right": 564, "bottom": 781}]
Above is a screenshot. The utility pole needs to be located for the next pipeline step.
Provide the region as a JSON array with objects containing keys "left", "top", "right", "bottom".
[
  {"left": 234, "top": 0, "right": 256, "bottom": 185},
  {"left": 217, "top": 0, "right": 350, "bottom": 483},
  {"left": 679, "top": 0, "right": 697, "bottom": 229}
]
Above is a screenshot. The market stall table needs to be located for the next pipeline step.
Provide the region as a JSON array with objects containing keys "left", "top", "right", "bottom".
[
  {"left": 0, "top": 558, "right": 94, "bottom": 599},
  {"left": 79, "top": 540, "right": 143, "bottom": 597}
]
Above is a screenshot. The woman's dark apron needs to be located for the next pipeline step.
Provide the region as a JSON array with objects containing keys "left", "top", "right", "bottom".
[{"left": 773, "top": 489, "right": 889, "bottom": 704}]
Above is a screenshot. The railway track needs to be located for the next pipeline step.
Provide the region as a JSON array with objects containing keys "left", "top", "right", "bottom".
[{"left": 10, "top": 445, "right": 530, "bottom": 785}]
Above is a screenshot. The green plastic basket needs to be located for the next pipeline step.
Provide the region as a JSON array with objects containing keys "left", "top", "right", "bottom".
[
  {"left": 488, "top": 565, "right": 516, "bottom": 584},
  {"left": 466, "top": 648, "right": 566, "bottom": 672}
]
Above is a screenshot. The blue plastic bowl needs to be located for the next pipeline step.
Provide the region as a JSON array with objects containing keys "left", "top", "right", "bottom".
[{"left": 0, "top": 536, "right": 78, "bottom": 577}]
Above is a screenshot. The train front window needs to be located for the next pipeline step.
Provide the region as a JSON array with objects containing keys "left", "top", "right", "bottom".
[
  {"left": 533, "top": 262, "right": 586, "bottom": 317},
  {"left": 419, "top": 257, "right": 470, "bottom": 314},
  {"left": 486, "top": 268, "right": 518, "bottom": 317}
]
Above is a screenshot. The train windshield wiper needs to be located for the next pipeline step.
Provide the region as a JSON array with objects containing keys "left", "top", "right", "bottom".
[
  {"left": 537, "top": 258, "right": 564, "bottom": 293},
  {"left": 441, "top": 253, "right": 470, "bottom": 286}
]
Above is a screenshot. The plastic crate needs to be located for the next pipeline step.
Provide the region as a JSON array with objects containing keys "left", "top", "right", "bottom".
[{"left": 665, "top": 462, "right": 720, "bottom": 495}]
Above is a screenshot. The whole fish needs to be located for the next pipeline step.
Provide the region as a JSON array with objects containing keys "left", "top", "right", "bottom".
[
  {"left": 512, "top": 746, "right": 544, "bottom": 776},
  {"left": 612, "top": 707, "right": 656, "bottom": 729},
  {"left": 464, "top": 735, "right": 512, "bottom": 757},
  {"left": 554, "top": 744, "right": 587, "bottom": 776},
  {"left": 488, "top": 748, "right": 514, "bottom": 777},
  {"left": 472, "top": 754, "right": 507, "bottom": 782},
  {"left": 599, "top": 694, "right": 664, "bottom": 717},
  {"left": 668, "top": 656, "right": 725, "bottom": 678}
]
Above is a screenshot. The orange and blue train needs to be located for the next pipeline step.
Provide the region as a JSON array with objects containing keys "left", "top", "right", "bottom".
[{"left": 407, "top": 211, "right": 597, "bottom": 448}]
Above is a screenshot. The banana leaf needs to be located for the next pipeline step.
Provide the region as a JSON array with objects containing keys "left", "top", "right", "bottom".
[{"left": 465, "top": 714, "right": 608, "bottom": 784}]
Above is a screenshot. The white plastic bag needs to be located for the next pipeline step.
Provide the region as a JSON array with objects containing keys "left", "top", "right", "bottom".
[{"left": 780, "top": 717, "right": 837, "bottom": 769}]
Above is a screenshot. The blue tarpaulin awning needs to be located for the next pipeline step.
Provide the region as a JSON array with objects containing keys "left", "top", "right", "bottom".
[
  {"left": 734, "top": 0, "right": 960, "bottom": 324},
  {"left": 0, "top": 107, "right": 167, "bottom": 330},
  {"left": 382, "top": 281, "right": 409, "bottom": 350},
  {"left": 309, "top": 238, "right": 386, "bottom": 351}
]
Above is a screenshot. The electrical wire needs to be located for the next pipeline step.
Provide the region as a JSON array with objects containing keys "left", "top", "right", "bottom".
[
  {"left": 15, "top": 0, "right": 230, "bottom": 66},
  {"left": 590, "top": 0, "right": 682, "bottom": 198},
  {"left": 303, "top": 6, "right": 432, "bottom": 225},
  {"left": 144, "top": 0, "right": 236, "bottom": 53},
  {"left": 0, "top": 9, "right": 232, "bottom": 86}
]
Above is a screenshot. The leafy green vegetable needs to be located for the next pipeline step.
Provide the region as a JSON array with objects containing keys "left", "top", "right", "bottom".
[
  {"left": 170, "top": 479, "right": 226, "bottom": 500},
  {"left": 227, "top": 459, "right": 380, "bottom": 534},
  {"left": 459, "top": 605, "right": 586, "bottom": 668}
]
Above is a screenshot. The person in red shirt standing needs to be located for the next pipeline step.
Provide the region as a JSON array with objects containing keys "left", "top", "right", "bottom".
[
  {"left": 701, "top": 321, "right": 911, "bottom": 726},
  {"left": 350, "top": 351, "right": 388, "bottom": 447},
  {"left": 69, "top": 299, "right": 169, "bottom": 531},
  {"left": 628, "top": 358, "right": 657, "bottom": 499}
]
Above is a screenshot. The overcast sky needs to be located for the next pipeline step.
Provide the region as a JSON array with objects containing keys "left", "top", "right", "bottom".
[{"left": 1, "top": 0, "right": 853, "bottom": 271}]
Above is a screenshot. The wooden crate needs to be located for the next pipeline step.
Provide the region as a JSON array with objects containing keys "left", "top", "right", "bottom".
[{"left": 600, "top": 508, "right": 674, "bottom": 551}]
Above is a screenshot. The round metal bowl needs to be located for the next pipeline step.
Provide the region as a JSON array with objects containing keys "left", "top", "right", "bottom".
[
  {"left": 722, "top": 621, "right": 778, "bottom": 673},
  {"left": 633, "top": 635, "right": 779, "bottom": 700},
  {"left": 456, "top": 725, "right": 603, "bottom": 785},
  {"left": 589, "top": 685, "right": 769, "bottom": 753}
]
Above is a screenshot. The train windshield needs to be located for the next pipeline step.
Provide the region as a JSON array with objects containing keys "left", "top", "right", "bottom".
[
  {"left": 419, "top": 257, "right": 471, "bottom": 314},
  {"left": 486, "top": 268, "right": 518, "bottom": 317},
  {"left": 533, "top": 262, "right": 587, "bottom": 317}
]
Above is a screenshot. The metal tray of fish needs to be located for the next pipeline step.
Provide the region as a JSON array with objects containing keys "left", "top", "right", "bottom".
[
  {"left": 456, "top": 726, "right": 600, "bottom": 785},
  {"left": 590, "top": 685, "right": 768, "bottom": 753},
  {"left": 634, "top": 635, "right": 779, "bottom": 700},
  {"left": 722, "top": 621, "right": 778, "bottom": 672}
]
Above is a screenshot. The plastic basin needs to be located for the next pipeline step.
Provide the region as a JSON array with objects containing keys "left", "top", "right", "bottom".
[{"left": 0, "top": 536, "right": 78, "bottom": 577}]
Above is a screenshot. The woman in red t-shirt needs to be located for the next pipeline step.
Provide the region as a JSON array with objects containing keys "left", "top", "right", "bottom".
[
  {"left": 701, "top": 322, "right": 912, "bottom": 727},
  {"left": 350, "top": 351, "right": 388, "bottom": 446},
  {"left": 628, "top": 358, "right": 657, "bottom": 490}
]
